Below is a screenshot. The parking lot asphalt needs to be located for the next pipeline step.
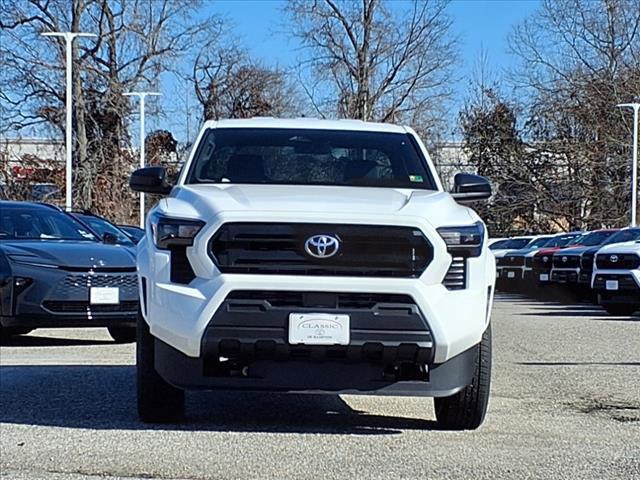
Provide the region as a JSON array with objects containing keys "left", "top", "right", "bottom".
[{"left": 1, "top": 294, "right": 639, "bottom": 480}]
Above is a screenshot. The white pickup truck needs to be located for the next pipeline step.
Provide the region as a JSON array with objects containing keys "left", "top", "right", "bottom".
[
  {"left": 592, "top": 241, "right": 640, "bottom": 316},
  {"left": 130, "top": 118, "right": 496, "bottom": 429}
]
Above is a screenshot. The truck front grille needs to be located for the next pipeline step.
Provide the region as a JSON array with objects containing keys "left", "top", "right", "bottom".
[
  {"left": 595, "top": 253, "right": 640, "bottom": 270},
  {"left": 209, "top": 223, "right": 432, "bottom": 277},
  {"left": 552, "top": 255, "right": 580, "bottom": 269}
]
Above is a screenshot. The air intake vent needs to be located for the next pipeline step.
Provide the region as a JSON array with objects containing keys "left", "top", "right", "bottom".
[{"left": 443, "top": 257, "right": 466, "bottom": 290}]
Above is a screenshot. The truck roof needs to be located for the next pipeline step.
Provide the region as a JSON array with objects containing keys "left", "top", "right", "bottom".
[{"left": 202, "top": 117, "right": 410, "bottom": 134}]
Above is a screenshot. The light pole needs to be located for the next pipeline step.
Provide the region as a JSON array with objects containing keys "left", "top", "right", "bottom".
[
  {"left": 124, "top": 92, "right": 161, "bottom": 227},
  {"left": 41, "top": 32, "right": 96, "bottom": 211},
  {"left": 617, "top": 103, "right": 640, "bottom": 227}
]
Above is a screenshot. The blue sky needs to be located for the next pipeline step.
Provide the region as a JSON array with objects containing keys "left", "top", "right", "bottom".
[{"left": 153, "top": 0, "right": 541, "bottom": 143}]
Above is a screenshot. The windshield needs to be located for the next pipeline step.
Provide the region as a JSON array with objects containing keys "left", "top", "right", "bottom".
[
  {"left": 527, "top": 237, "right": 552, "bottom": 249},
  {"left": 0, "top": 206, "right": 97, "bottom": 241},
  {"left": 503, "top": 238, "right": 532, "bottom": 249},
  {"left": 602, "top": 228, "right": 640, "bottom": 245},
  {"left": 579, "top": 230, "right": 616, "bottom": 246},
  {"left": 74, "top": 214, "right": 134, "bottom": 246},
  {"left": 546, "top": 234, "right": 581, "bottom": 247},
  {"left": 187, "top": 128, "right": 437, "bottom": 190},
  {"left": 489, "top": 239, "right": 510, "bottom": 250}
]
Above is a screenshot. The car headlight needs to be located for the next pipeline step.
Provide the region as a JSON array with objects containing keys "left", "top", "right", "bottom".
[
  {"left": 7, "top": 255, "right": 59, "bottom": 269},
  {"left": 149, "top": 213, "right": 204, "bottom": 250},
  {"left": 437, "top": 221, "right": 485, "bottom": 257}
]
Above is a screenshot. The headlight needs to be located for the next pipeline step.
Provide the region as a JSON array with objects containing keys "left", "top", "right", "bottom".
[
  {"left": 150, "top": 213, "right": 205, "bottom": 250},
  {"left": 437, "top": 221, "right": 485, "bottom": 257},
  {"left": 7, "top": 255, "right": 59, "bottom": 269}
]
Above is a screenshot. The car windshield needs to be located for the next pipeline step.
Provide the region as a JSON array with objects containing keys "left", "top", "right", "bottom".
[
  {"left": 489, "top": 239, "right": 510, "bottom": 250},
  {"left": 0, "top": 206, "right": 98, "bottom": 241},
  {"left": 119, "top": 225, "right": 145, "bottom": 243},
  {"left": 546, "top": 234, "right": 580, "bottom": 247},
  {"left": 187, "top": 128, "right": 437, "bottom": 190},
  {"left": 579, "top": 231, "right": 616, "bottom": 246},
  {"left": 74, "top": 214, "right": 134, "bottom": 246},
  {"left": 503, "top": 238, "right": 532, "bottom": 249},
  {"left": 527, "top": 237, "right": 552, "bottom": 249},
  {"left": 602, "top": 228, "right": 640, "bottom": 245}
]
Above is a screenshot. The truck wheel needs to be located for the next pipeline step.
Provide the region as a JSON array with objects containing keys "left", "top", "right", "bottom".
[
  {"left": 137, "top": 311, "right": 185, "bottom": 423},
  {"left": 434, "top": 324, "right": 491, "bottom": 430},
  {"left": 602, "top": 304, "right": 638, "bottom": 316},
  {"left": 107, "top": 326, "right": 136, "bottom": 343}
]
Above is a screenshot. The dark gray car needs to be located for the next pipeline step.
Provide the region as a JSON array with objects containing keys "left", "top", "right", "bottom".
[{"left": 0, "top": 201, "right": 138, "bottom": 342}]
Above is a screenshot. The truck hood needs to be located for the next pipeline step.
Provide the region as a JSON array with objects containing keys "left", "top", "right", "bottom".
[
  {"left": 2, "top": 240, "right": 136, "bottom": 269},
  {"left": 164, "top": 184, "right": 475, "bottom": 226},
  {"left": 596, "top": 241, "right": 640, "bottom": 255}
]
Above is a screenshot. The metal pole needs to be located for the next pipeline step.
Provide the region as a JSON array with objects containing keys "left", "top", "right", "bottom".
[
  {"left": 124, "top": 92, "right": 161, "bottom": 228},
  {"left": 42, "top": 32, "right": 96, "bottom": 211},
  {"left": 617, "top": 103, "right": 640, "bottom": 227}
]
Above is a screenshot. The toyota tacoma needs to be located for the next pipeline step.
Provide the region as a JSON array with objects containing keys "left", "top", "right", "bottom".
[{"left": 130, "top": 118, "right": 495, "bottom": 429}]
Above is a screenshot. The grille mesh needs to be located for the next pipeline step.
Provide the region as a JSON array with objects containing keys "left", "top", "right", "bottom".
[
  {"left": 210, "top": 223, "right": 432, "bottom": 277},
  {"left": 51, "top": 273, "right": 138, "bottom": 298},
  {"left": 595, "top": 253, "right": 640, "bottom": 270}
]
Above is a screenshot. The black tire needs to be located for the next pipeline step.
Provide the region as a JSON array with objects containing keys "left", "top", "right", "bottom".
[
  {"left": 602, "top": 304, "right": 638, "bottom": 316},
  {"left": 0, "top": 325, "right": 32, "bottom": 338},
  {"left": 107, "top": 326, "right": 136, "bottom": 343},
  {"left": 137, "top": 311, "right": 185, "bottom": 423},
  {"left": 434, "top": 324, "right": 492, "bottom": 430}
]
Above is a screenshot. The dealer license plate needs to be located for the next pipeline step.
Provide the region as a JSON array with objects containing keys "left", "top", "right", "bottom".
[
  {"left": 90, "top": 287, "right": 120, "bottom": 305},
  {"left": 605, "top": 280, "right": 619, "bottom": 291},
  {"left": 539, "top": 274, "right": 549, "bottom": 282},
  {"left": 288, "top": 313, "right": 350, "bottom": 346},
  {"left": 507, "top": 271, "right": 516, "bottom": 278}
]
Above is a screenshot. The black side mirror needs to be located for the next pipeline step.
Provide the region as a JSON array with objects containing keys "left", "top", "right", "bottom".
[
  {"left": 451, "top": 173, "right": 492, "bottom": 203},
  {"left": 103, "top": 232, "right": 119, "bottom": 244},
  {"left": 130, "top": 166, "right": 172, "bottom": 195}
]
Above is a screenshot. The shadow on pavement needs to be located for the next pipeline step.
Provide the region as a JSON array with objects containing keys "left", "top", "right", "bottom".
[
  {"left": 518, "top": 361, "right": 640, "bottom": 367},
  {"left": 0, "top": 365, "right": 437, "bottom": 435},
  {"left": 0, "top": 335, "right": 115, "bottom": 347}
]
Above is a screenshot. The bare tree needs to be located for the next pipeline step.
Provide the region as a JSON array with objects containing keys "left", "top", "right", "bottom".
[
  {"left": 286, "top": 0, "right": 458, "bottom": 136},
  {"left": 0, "top": 0, "right": 220, "bottom": 222},
  {"left": 193, "top": 46, "right": 300, "bottom": 121},
  {"left": 509, "top": 0, "right": 640, "bottom": 229}
]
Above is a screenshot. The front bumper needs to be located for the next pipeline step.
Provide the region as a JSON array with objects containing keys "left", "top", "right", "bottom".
[
  {"left": 551, "top": 268, "right": 579, "bottom": 284},
  {"left": 154, "top": 336, "right": 478, "bottom": 397},
  {"left": 593, "top": 272, "right": 640, "bottom": 305},
  {"left": 0, "top": 264, "right": 138, "bottom": 328}
]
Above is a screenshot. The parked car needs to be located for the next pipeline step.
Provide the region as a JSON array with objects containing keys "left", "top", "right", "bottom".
[
  {"left": 550, "top": 229, "right": 619, "bottom": 289},
  {"left": 490, "top": 236, "right": 535, "bottom": 261},
  {"left": 130, "top": 117, "right": 495, "bottom": 429},
  {"left": 531, "top": 233, "right": 585, "bottom": 286},
  {"left": 118, "top": 225, "right": 145, "bottom": 244},
  {"left": 0, "top": 201, "right": 138, "bottom": 342},
  {"left": 592, "top": 240, "right": 640, "bottom": 315},
  {"left": 69, "top": 211, "right": 136, "bottom": 253},
  {"left": 496, "top": 235, "right": 553, "bottom": 285},
  {"left": 577, "top": 228, "right": 640, "bottom": 289}
]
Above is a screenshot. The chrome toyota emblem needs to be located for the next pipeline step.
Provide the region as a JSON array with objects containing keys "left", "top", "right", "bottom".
[
  {"left": 562, "top": 256, "right": 568, "bottom": 263},
  {"left": 610, "top": 255, "right": 619, "bottom": 263},
  {"left": 305, "top": 235, "right": 340, "bottom": 259}
]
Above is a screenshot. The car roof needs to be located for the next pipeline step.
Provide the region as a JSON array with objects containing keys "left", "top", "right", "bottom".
[
  {"left": 202, "top": 117, "right": 410, "bottom": 134},
  {"left": 0, "top": 200, "right": 60, "bottom": 211}
]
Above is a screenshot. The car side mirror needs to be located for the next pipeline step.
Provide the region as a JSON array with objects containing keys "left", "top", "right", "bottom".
[
  {"left": 130, "top": 166, "right": 172, "bottom": 195},
  {"left": 451, "top": 173, "right": 492, "bottom": 203},
  {"left": 103, "top": 232, "right": 119, "bottom": 244}
]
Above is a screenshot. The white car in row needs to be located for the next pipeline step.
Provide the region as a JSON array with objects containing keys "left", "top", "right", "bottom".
[{"left": 592, "top": 241, "right": 640, "bottom": 316}]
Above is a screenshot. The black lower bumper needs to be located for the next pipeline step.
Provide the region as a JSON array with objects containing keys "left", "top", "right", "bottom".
[
  {"left": 551, "top": 269, "right": 578, "bottom": 284},
  {"left": 1, "top": 313, "right": 136, "bottom": 328},
  {"left": 594, "top": 274, "right": 640, "bottom": 304},
  {"left": 154, "top": 338, "right": 478, "bottom": 397}
]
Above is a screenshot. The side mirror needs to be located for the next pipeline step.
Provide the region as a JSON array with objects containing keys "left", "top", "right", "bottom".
[
  {"left": 103, "top": 232, "right": 119, "bottom": 244},
  {"left": 130, "top": 166, "right": 172, "bottom": 195},
  {"left": 451, "top": 173, "right": 492, "bottom": 203}
]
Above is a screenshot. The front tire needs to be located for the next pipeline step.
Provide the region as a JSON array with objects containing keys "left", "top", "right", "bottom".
[
  {"left": 137, "top": 311, "right": 185, "bottom": 423},
  {"left": 434, "top": 324, "right": 492, "bottom": 430},
  {"left": 108, "top": 326, "right": 136, "bottom": 343},
  {"left": 602, "top": 304, "right": 638, "bottom": 316}
]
